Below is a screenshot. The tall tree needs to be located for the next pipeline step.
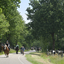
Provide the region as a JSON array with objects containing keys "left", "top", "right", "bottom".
[
  {"left": 26, "top": 0, "right": 64, "bottom": 49},
  {"left": 0, "top": 10, "right": 9, "bottom": 41},
  {"left": 0, "top": 0, "right": 27, "bottom": 47}
]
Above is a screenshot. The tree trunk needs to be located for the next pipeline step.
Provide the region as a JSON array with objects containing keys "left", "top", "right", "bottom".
[{"left": 51, "top": 33, "right": 55, "bottom": 50}]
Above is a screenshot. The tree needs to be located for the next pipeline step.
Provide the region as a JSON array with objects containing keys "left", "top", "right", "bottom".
[
  {"left": 0, "top": 11, "right": 9, "bottom": 41},
  {"left": 0, "top": 0, "right": 28, "bottom": 48},
  {"left": 26, "top": 0, "right": 64, "bottom": 49}
]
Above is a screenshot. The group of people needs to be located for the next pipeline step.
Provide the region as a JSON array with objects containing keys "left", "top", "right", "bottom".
[
  {"left": 15, "top": 44, "right": 25, "bottom": 55},
  {"left": 0, "top": 40, "right": 25, "bottom": 55}
]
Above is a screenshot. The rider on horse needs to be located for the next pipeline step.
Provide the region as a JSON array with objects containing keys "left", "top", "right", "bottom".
[
  {"left": 16, "top": 44, "right": 19, "bottom": 54},
  {"left": 6, "top": 40, "right": 10, "bottom": 50}
]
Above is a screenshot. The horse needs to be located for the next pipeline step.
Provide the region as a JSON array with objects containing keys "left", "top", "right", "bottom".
[
  {"left": 3, "top": 45, "right": 9, "bottom": 57},
  {"left": 15, "top": 46, "right": 19, "bottom": 54}
]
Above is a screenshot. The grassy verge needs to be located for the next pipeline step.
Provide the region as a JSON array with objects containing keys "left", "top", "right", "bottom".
[
  {"left": 9, "top": 49, "right": 16, "bottom": 53},
  {"left": 48, "top": 55, "right": 64, "bottom": 64},
  {"left": 0, "top": 52, "right": 4, "bottom": 55},
  {"left": 26, "top": 52, "right": 64, "bottom": 64},
  {"left": 25, "top": 49, "right": 30, "bottom": 52},
  {"left": 25, "top": 54, "right": 43, "bottom": 64},
  {"left": 41, "top": 53, "right": 64, "bottom": 64}
]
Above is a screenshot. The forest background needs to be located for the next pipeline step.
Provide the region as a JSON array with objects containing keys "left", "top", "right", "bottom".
[{"left": 0, "top": 0, "right": 64, "bottom": 51}]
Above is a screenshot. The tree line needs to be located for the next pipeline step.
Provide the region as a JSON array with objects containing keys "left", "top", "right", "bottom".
[
  {"left": 26, "top": 0, "right": 64, "bottom": 51},
  {"left": 1, "top": 0, "right": 64, "bottom": 51},
  {"left": 0, "top": 0, "right": 31, "bottom": 49}
]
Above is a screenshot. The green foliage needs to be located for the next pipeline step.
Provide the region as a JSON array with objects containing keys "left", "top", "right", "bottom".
[
  {"left": 9, "top": 49, "right": 16, "bottom": 53},
  {"left": 0, "top": 14, "right": 9, "bottom": 39},
  {"left": 26, "top": 0, "right": 64, "bottom": 49},
  {"left": 0, "top": 8, "right": 2, "bottom": 14},
  {"left": 0, "top": 0, "right": 30, "bottom": 49}
]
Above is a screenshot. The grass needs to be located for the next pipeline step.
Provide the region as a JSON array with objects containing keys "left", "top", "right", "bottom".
[
  {"left": 25, "top": 49, "right": 30, "bottom": 52},
  {"left": 25, "top": 54, "right": 43, "bottom": 64},
  {"left": 26, "top": 52, "right": 64, "bottom": 64},
  {"left": 41, "top": 52, "right": 64, "bottom": 64},
  {"left": 0, "top": 52, "right": 4, "bottom": 55},
  {"left": 9, "top": 49, "right": 16, "bottom": 53},
  {"left": 49, "top": 55, "right": 64, "bottom": 64},
  {"left": 41, "top": 53, "right": 64, "bottom": 64}
]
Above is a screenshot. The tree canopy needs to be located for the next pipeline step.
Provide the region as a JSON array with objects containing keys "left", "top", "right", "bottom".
[
  {"left": 26, "top": 0, "right": 64, "bottom": 49},
  {"left": 0, "top": 0, "right": 30, "bottom": 48}
]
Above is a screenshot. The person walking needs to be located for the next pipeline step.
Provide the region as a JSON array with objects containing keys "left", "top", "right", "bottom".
[
  {"left": 15, "top": 44, "right": 19, "bottom": 54},
  {"left": 21, "top": 46, "right": 25, "bottom": 55}
]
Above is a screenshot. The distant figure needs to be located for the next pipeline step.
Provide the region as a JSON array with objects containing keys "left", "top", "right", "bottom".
[
  {"left": 37, "top": 47, "right": 40, "bottom": 52},
  {"left": 20, "top": 46, "right": 25, "bottom": 55},
  {"left": 6, "top": 40, "right": 10, "bottom": 51},
  {"left": 53, "top": 50, "right": 55, "bottom": 55},
  {"left": 16, "top": 44, "right": 19, "bottom": 54}
]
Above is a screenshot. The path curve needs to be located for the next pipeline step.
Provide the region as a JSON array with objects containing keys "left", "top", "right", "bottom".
[{"left": 0, "top": 50, "right": 36, "bottom": 64}]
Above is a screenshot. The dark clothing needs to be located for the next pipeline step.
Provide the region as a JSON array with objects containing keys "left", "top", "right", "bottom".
[
  {"left": 6, "top": 43, "right": 8, "bottom": 47},
  {"left": 16, "top": 46, "right": 19, "bottom": 50},
  {"left": 16, "top": 46, "right": 19, "bottom": 54},
  {"left": 6, "top": 43, "right": 10, "bottom": 51}
]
